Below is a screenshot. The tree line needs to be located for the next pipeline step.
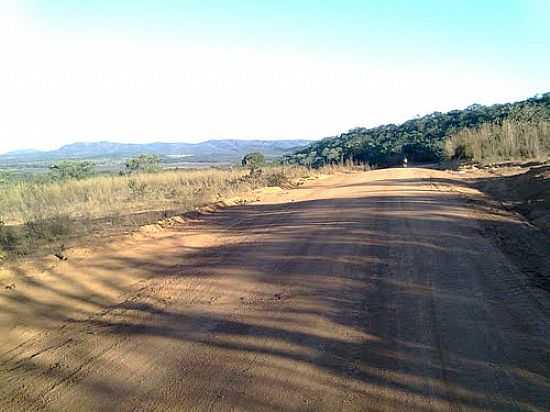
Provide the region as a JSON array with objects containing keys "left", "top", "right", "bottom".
[
  {"left": 284, "top": 93, "right": 550, "bottom": 167},
  {"left": 45, "top": 154, "right": 162, "bottom": 181}
]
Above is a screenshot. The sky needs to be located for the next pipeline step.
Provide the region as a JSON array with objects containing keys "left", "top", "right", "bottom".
[{"left": 1, "top": 0, "right": 549, "bottom": 153}]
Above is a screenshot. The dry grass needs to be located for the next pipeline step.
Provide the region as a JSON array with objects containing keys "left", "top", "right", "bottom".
[
  {"left": 1, "top": 167, "right": 307, "bottom": 224},
  {"left": 444, "top": 120, "right": 550, "bottom": 164},
  {"left": 0, "top": 165, "right": 336, "bottom": 259}
]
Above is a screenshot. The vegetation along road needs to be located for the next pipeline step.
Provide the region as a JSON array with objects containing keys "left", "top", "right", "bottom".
[{"left": 1, "top": 168, "right": 549, "bottom": 411}]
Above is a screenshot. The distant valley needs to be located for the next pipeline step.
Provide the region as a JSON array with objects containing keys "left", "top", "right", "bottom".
[{"left": 0, "top": 139, "right": 313, "bottom": 175}]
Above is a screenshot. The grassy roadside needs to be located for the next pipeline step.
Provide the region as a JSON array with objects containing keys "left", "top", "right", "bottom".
[
  {"left": 444, "top": 119, "right": 550, "bottom": 164},
  {"left": 0, "top": 165, "right": 334, "bottom": 261}
]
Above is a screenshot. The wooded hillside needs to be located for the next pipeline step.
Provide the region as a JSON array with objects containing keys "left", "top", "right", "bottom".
[{"left": 284, "top": 93, "right": 550, "bottom": 167}]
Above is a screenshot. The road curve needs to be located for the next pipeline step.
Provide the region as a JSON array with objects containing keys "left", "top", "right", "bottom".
[{"left": 1, "top": 168, "right": 549, "bottom": 411}]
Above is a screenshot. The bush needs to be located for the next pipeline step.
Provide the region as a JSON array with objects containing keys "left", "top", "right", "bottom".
[
  {"left": 125, "top": 155, "right": 161, "bottom": 173},
  {"left": 445, "top": 141, "right": 473, "bottom": 161},
  {"left": 128, "top": 179, "right": 147, "bottom": 197},
  {"left": 242, "top": 152, "right": 265, "bottom": 170},
  {"left": 444, "top": 120, "right": 550, "bottom": 163},
  {"left": 401, "top": 142, "right": 441, "bottom": 162},
  {"left": 49, "top": 161, "right": 96, "bottom": 180},
  {"left": 0, "top": 171, "right": 15, "bottom": 185},
  {"left": 266, "top": 172, "right": 289, "bottom": 187}
]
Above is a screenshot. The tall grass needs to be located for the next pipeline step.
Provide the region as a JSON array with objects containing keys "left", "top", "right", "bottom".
[
  {"left": 0, "top": 165, "right": 318, "bottom": 258},
  {"left": 444, "top": 119, "right": 550, "bottom": 164},
  {"left": 1, "top": 166, "right": 319, "bottom": 224}
]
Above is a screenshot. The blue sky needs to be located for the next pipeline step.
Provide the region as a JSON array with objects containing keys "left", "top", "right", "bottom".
[
  {"left": 28, "top": 0, "right": 550, "bottom": 65},
  {"left": 1, "top": 0, "right": 549, "bottom": 152}
]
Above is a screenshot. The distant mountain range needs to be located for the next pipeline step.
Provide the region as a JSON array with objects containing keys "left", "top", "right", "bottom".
[
  {"left": 1, "top": 139, "right": 313, "bottom": 163},
  {"left": 2, "top": 149, "right": 43, "bottom": 156}
]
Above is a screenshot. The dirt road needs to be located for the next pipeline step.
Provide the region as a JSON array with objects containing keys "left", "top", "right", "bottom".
[{"left": 1, "top": 168, "right": 549, "bottom": 411}]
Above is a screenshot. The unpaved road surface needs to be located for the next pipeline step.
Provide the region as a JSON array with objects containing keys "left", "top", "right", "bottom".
[{"left": 1, "top": 168, "right": 549, "bottom": 411}]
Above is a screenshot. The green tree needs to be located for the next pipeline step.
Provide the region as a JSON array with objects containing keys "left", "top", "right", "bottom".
[
  {"left": 125, "top": 154, "right": 161, "bottom": 173},
  {"left": 241, "top": 152, "right": 265, "bottom": 170},
  {"left": 49, "top": 160, "right": 95, "bottom": 180},
  {"left": 284, "top": 92, "right": 550, "bottom": 167}
]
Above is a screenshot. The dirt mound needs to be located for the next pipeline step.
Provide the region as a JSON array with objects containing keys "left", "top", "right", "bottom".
[{"left": 475, "top": 165, "right": 550, "bottom": 232}]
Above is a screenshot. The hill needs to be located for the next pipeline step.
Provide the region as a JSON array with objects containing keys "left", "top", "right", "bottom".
[
  {"left": 2, "top": 149, "right": 44, "bottom": 156},
  {"left": 284, "top": 93, "right": 550, "bottom": 167},
  {"left": 0, "top": 139, "right": 312, "bottom": 164}
]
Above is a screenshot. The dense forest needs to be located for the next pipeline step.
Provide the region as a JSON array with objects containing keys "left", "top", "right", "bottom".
[{"left": 284, "top": 93, "right": 550, "bottom": 167}]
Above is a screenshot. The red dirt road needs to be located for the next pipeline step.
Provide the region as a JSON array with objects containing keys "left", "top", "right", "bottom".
[{"left": 1, "top": 168, "right": 549, "bottom": 411}]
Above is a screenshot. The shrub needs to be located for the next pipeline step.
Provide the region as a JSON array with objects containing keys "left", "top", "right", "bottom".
[
  {"left": 49, "top": 161, "right": 96, "bottom": 180},
  {"left": 266, "top": 172, "right": 289, "bottom": 187},
  {"left": 242, "top": 152, "right": 265, "bottom": 171},
  {"left": 444, "top": 120, "right": 550, "bottom": 163},
  {"left": 125, "top": 155, "right": 161, "bottom": 173},
  {"left": 128, "top": 179, "right": 147, "bottom": 197},
  {"left": 0, "top": 171, "right": 14, "bottom": 185}
]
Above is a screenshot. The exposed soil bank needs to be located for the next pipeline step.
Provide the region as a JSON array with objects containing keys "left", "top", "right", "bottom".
[{"left": 458, "top": 165, "right": 550, "bottom": 292}]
